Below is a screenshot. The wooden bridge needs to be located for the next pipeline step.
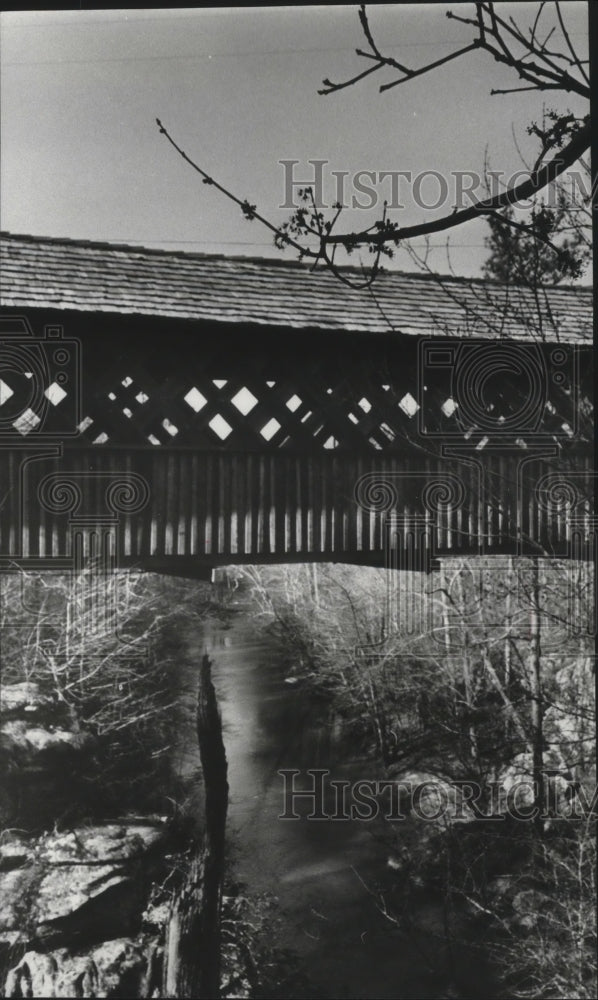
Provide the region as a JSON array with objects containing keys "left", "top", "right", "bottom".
[{"left": 0, "top": 232, "right": 593, "bottom": 577}]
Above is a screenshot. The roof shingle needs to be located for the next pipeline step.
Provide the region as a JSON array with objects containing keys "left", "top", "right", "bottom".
[{"left": 0, "top": 231, "right": 592, "bottom": 343}]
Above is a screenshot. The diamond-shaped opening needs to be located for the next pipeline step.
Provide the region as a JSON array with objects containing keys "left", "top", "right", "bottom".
[
  {"left": 347, "top": 412, "right": 359, "bottom": 425},
  {"left": 358, "top": 397, "right": 371, "bottom": 413},
  {"left": 286, "top": 394, "right": 302, "bottom": 412},
  {"left": 108, "top": 392, "right": 117, "bottom": 401},
  {"left": 441, "top": 397, "right": 457, "bottom": 417},
  {"left": 231, "top": 386, "right": 258, "bottom": 415},
  {"left": 148, "top": 434, "right": 161, "bottom": 445},
  {"left": 323, "top": 436, "right": 338, "bottom": 449},
  {"left": 123, "top": 407, "right": 133, "bottom": 419},
  {"left": 0, "top": 378, "right": 14, "bottom": 405},
  {"left": 380, "top": 422, "right": 395, "bottom": 441},
  {"left": 260, "top": 417, "right": 281, "bottom": 441},
  {"left": 212, "top": 380, "right": 228, "bottom": 389},
  {"left": 209, "top": 413, "right": 233, "bottom": 440},
  {"left": 13, "top": 408, "right": 41, "bottom": 435},
  {"left": 399, "top": 392, "right": 419, "bottom": 417},
  {"left": 162, "top": 418, "right": 178, "bottom": 437},
  {"left": 136, "top": 391, "right": 149, "bottom": 404},
  {"left": 122, "top": 376, "right": 133, "bottom": 387},
  {"left": 77, "top": 416, "right": 94, "bottom": 433},
  {"left": 184, "top": 387, "right": 207, "bottom": 412},
  {"left": 93, "top": 432, "right": 109, "bottom": 444}
]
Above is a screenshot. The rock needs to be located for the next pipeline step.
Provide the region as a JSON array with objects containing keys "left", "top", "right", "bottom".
[
  {"left": 495, "top": 753, "right": 578, "bottom": 817},
  {"left": 0, "top": 704, "right": 96, "bottom": 826},
  {"left": 0, "top": 683, "right": 57, "bottom": 719},
  {"left": 0, "top": 682, "right": 90, "bottom": 778},
  {"left": 486, "top": 874, "right": 517, "bottom": 902},
  {"left": 1, "top": 719, "right": 91, "bottom": 758},
  {"left": 508, "top": 888, "right": 551, "bottom": 932},
  {"left": 385, "top": 770, "right": 477, "bottom": 825},
  {"left": 38, "top": 823, "right": 166, "bottom": 865},
  {"left": 0, "top": 867, "right": 39, "bottom": 940},
  {"left": 512, "top": 888, "right": 551, "bottom": 915},
  {"left": 142, "top": 899, "right": 170, "bottom": 931},
  {"left": 4, "top": 936, "right": 162, "bottom": 998},
  {"left": 0, "top": 821, "right": 167, "bottom": 949},
  {"left": 0, "top": 836, "right": 33, "bottom": 871},
  {"left": 34, "top": 864, "right": 133, "bottom": 934},
  {"left": 497, "top": 753, "right": 535, "bottom": 807}
]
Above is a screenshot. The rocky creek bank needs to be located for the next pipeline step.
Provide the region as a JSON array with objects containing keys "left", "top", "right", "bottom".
[{"left": 0, "top": 681, "right": 172, "bottom": 996}]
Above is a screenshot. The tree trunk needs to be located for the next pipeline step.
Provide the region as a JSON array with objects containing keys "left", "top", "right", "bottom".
[
  {"left": 164, "top": 653, "right": 229, "bottom": 998},
  {"left": 528, "top": 559, "right": 544, "bottom": 827},
  {"left": 455, "top": 568, "right": 479, "bottom": 765}
]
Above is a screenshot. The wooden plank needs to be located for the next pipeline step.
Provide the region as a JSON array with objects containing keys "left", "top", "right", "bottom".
[
  {"left": 243, "top": 454, "right": 251, "bottom": 556},
  {"left": 288, "top": 457, "right": 298, "bottom": 554},
  {"left": 267, "top": 455, "right": 275, "bottom": 554},
  {"left": 177, "top": 453, "right": 187, "bottom": 556},
  {"left": 230, "top": 452, "right": 239, "bottom": 556},
  {"left": 348, "top": 455, "right": 359, "bottom": 555},
  {"left": 205, "top": 453, "right": 215, "bottom": 558},
  {"left": 319, "top": 454, "right": 330, "bottom": 552},
  {"left": 164, "top": 453, "right": 176, "bottom": 556},
  {"left": 220, "top": 454, "right": 231, "bottom": 556},
  {"left": 274, "top": 455, "right": 286, "bottom": 556},
  {"left": 330, "top": 455, "right": 341, "bottom": 554},
  {"left": 306, "top": 457, "right": 314, "bottom": 554},
  {"left": 249, "top": 454, "right": 259, "bottom": 556},
  {"left": 257, "top": 456, "right": 265, "bottom": 555},
  {"left": 300, "top": 456, "right": 309, "bottom": 556},
  {"left": 189, "top": 451, "right": 198, "bottom": 555},
  {"left": 286, "top": 455, "right": 293, "bottom": 554}
]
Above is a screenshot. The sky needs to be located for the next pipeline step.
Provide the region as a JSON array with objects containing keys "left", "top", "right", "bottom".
[{"left": 0, "top": 3, "right": 590, "bottom": 277}]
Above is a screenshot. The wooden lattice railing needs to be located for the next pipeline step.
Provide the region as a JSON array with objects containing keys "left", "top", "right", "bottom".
[
  {"left": 0, "top": 314, "right": 593, "bottom": 570},
  {"left": 1, "top": 317, "right": 591, "bottom": 454}
]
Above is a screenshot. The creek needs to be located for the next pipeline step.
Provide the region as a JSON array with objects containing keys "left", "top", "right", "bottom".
[{"left": 173, "top": 591, "right": 487, "bottom": 999}]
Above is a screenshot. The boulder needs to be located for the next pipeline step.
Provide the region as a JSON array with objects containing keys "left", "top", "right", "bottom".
[
  {"left": 509, "top": 888, "right": 552, "bottom": 932},
  {"left": 0, "top": 836, "right": 33, "bottom": 872},
  {"left": 0, "top": 822, "right": 167, "bottom": 949},
  {"left": 0, "top": 692, "right": 95, "bottom": 827},
  {"left": 495, "top": 752, "right": 576, "bottom": 817},
  {"left": 1, "top": 719, "right": 91, "bottom": 759},
  {"left": 4, "top": 937, "right": 162, "bottom": 998},
  {"left": 385, "top": 769, "right": 477, "bottom": 825},
  {"left": 0, "top": 682, "right": 57, "bottom": 719},
  {"left": 38, "top": 823, "right": 166, "bottom": 865}
]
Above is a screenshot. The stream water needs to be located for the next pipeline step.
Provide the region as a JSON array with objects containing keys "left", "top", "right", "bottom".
[{"left": 174, "top": 595, "right": 485, "bottom": 999}]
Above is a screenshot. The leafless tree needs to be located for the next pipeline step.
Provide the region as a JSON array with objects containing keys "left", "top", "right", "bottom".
[{"left": 157, "top": 2, "right": 591, "bottom": 287}]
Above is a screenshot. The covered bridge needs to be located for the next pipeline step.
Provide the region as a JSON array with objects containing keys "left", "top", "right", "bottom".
[{"left": 0, "top": 231, "right": 593, "bottom": 576}]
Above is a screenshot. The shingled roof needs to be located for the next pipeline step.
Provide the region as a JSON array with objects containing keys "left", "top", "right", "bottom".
[{"left": 0, "top": 231, "right": 592, "bottom": 343}]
